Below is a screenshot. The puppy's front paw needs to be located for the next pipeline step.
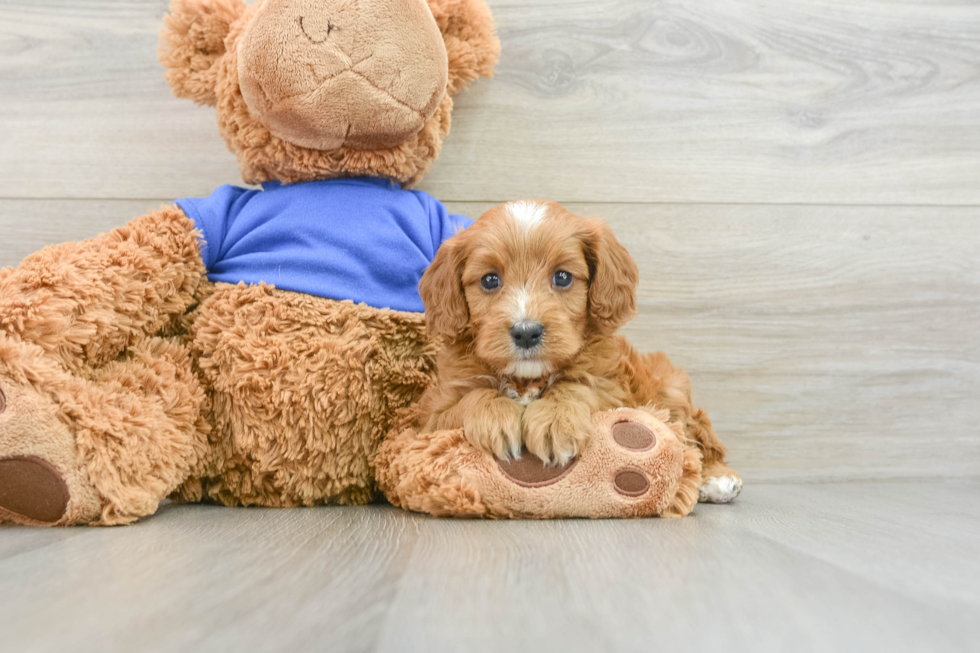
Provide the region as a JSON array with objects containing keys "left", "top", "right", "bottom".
[
  {"left": 522, "top": 400, "right": 592, "bottom": 466},
  {"left": 463, "top": 399, "right": 524, "bottom": 461}
]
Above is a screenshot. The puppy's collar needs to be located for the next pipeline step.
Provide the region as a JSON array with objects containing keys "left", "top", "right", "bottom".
[{"left": 498, "top": 374, "right": 555, "bottom": 406}]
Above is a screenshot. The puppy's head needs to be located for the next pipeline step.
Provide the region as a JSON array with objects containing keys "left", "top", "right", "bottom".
[{"left": 420, "top": 200, "right": 638, "bottom": 378}]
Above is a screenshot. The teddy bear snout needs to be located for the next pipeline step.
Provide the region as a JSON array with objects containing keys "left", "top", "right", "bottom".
[{"left": 236, "top": 0, "right": 449, "bottom": 153}]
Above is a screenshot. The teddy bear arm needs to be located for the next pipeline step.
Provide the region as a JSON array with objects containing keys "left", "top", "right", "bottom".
[
  {"left": 377, "top": 407, "right": 707, "bottom": 519},
  {"left": 0, "top": 204, "right": 205, "bottom": 374}
]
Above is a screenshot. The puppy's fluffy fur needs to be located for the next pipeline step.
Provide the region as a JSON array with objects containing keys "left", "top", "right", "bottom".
[{"left": 418, "top": 200, "right": 737, "bottom": 487}]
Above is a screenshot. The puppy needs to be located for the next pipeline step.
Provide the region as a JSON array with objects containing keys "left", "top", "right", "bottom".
[{"left": 417, "top": 200, "right": 741, "bottom": 502}]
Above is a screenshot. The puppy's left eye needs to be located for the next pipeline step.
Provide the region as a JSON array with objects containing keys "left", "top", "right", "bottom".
[{"left": 553, "top": 270, "right": 573, "bottom": 288}]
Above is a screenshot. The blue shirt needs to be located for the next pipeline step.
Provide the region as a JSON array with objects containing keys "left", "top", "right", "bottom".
[{"left": 176, "top": 177, "right": 471, "bottom": 313}]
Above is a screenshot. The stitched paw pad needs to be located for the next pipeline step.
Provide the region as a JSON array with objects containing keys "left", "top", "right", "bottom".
[
  {"left": 611, "top": 420, "right": 656, "bottom": 451},
  {"left": 608, "top": 420, "right": 657, "bottom": 498},
  {"left": 0, "top": 456, "right": 69, "bottom": 523},
  {"left": 496, "top": 448, "right": 577, "bottom": 488}
]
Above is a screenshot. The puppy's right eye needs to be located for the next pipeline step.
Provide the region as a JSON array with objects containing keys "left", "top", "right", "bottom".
[{"left": 480, "top": 273, "right": 500, "bottom": 291}]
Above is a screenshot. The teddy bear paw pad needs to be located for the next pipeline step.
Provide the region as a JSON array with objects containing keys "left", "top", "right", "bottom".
[
  {"left": 610, "top": 420, "right": 656, "bottom": 451},
  {"left": 496, "top": 448, "right": 578, "bottom": 488},
  {"left": 613, "top": 468, "right": 651, "bottom": 497},
  {"left": 0, "top": 456, "right": 69, "bottom": 523}
]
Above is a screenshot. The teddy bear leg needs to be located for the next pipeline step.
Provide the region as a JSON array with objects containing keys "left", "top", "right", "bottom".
[
  {"left": 377, "top": 407, "right": 703, "bottom": 519},
  {"left": 0, "top": 335, "right": 209, "bottom": 526},
  {"left": 0, "top": 337, "right": 101, "bottom": 525},
  {"left": 183, "top": 285, "right": 431, "bottom": 508}
]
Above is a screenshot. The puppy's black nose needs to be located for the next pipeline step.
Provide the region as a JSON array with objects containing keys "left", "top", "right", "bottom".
[{"left": 510, "top": 322, "right": 544, "bottom": 350}]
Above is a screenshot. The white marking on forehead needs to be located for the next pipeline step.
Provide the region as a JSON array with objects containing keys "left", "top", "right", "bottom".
[
  {"left": 506, "top": 201, "right": 548, "bottom": 233},
  {"left": 511, "top": 285, "right": 531, "bottom": 322}
]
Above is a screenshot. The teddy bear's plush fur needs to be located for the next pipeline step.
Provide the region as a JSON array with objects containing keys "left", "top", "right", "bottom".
[{"left": 0, "top": 0, "right": 499, "bottom": 526}]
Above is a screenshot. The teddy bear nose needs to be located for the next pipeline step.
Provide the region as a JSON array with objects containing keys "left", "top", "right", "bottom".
[{"left": 510, "top": 323, "right": 544, "bottom": 350}]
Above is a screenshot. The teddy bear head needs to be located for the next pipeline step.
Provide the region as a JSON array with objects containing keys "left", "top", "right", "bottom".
[{"left": 160, "top": 0, "right": 499, "bottom": 187}]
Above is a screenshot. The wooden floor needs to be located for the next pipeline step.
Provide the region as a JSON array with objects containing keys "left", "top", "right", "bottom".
[
  {"left": 1, "top": 0, "right": 979, "bottom": 650},
  {"left": 0, "top": 481, "right": 977, "bottom": 653}
]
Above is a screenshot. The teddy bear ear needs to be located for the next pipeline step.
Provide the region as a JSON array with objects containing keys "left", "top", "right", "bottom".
[
  {"left": 159, "top": 0, "right": 247, "bottom": 106},
  {"left": 427, "top": 0, "right": 501, "bottom": 96}
]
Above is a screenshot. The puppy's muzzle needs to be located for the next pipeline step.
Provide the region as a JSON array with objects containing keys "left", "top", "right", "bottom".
[{"left": 510, "top": 322, "right": 544, "bottom": 351}]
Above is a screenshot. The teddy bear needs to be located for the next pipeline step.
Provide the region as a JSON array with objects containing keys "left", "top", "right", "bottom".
[{"left": 0, "top": 0, "right": 501, "bottom": 526}]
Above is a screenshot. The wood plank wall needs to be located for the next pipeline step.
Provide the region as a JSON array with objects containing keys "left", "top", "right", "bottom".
[{"left": 1, "top": 0, "right": 977, "bottom": 482}]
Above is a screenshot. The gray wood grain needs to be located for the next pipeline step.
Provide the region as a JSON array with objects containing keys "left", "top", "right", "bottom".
[
  {"left": 3, "top": 199, "right": 977, "bottom": 483},
  {"left": 2, "top": 0, "right": 980, "bottom": 203},
  {"left": 1, "top": 506, "right": 422, "bottom": 652},
  {"left": 1, "top": 481, "right": 978, "bottom": 653},
  {"left": 375, "top": 482, "right": 980, "bottom": 653}
]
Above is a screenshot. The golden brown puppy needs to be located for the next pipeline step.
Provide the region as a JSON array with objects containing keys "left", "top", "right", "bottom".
[{"left": 418, "top": 200, "right": 741, "bottom": 503}]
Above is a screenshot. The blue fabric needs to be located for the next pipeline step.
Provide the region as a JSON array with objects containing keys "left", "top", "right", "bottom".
[{"left": 175, "top": 177, "right": 471, "bottom": 313}]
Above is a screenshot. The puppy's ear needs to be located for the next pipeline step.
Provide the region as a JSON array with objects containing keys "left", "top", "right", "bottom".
[
  {"left": 584, "top": 219, "right": 639, "bottom": 333},
  {"left": 159, "top": 0, "right": 246, "bottom": 106},
  {"left": 427, "top": 0, "right": 500, "bottom": 96},
  {"left": 420, "top": 236, "right": 470, "bottom": 340}
]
